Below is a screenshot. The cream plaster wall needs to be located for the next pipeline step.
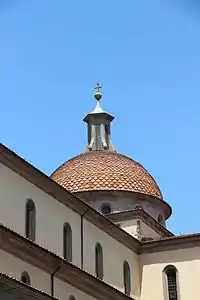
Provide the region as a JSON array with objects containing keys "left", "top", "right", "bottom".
[
  {"left": 140, "top": 247, "right": 200, "bottom": 300},
  {"left": 119, "top": 220, "right": 138, "bottom": 238},
  {"left": 55, "top": 278, "right": 95, "bottom": 300},
  {"left": 0, "top": 162, "right": 141, "bottom": 297},
  {"left": 83, "top": 219, "right": 140, "bottom": 299},
  {"left": 140, "top": 221, "right": 161, "bottom": 239},
  {"left": 0, "top": 250, "right": 50, "bottom": 294},
  {"left": 0, "top": 163, "right": 82, "bottom": 267},
  {"left": 120, "top": 219, "right": 161, "bottom": 240},
  {"left": 0, "top": 250, "right": 97, "bottom": 300}
]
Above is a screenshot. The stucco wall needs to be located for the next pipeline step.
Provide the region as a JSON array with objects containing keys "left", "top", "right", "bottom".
[
  {"left": 0, "top": 162, "right": 82, "bottom": 267},
  {"left": 55, "top": 278, "right": 95, "bottom": 300},
  {"left": 0, "top": 250, "right": 96, "bottom": 300},
  {"left": 120, "top": 219, "right": 161, "bottom": 240},
  {"left": 0, "top": 162, "right": 141, "bottom": 297},
  {"left": 140, "top": 247, "right": 200, "bottom": 300},
  {"left": 85, "top": 191, "right": 165, "bottom": 223},
  {"left": 0, "top": 250, "right": 50, "bottom": 294},
  {"left": 83, "top": 219, "right": 140, "bottom": 299}
]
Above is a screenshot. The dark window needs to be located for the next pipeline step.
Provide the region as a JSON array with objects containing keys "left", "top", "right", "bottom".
[
  {"left": 101, "top": 204, "right": 111, "bottom": 215},
  {"left": 141, "top": 237, "right": 154, "bottom": 242},
  {"left": 69, "top": 296, "right": 75, "bottom": 300},
  {"left": 21, "top": 271, "right": 31, "bottom": 285},
  {"left": 123, "top": 260, "right": 131, "bottom": 296},
  {"left": 164, "top": 265, "right": 178, "bottom": 300},
  {"left": 95, "top": 125, "right": 101, "bottom": 150},
  {"left": 105, "top": 124, "right": 109, "bottom": 147},
  {"left": 25, "top": 199, "right": 36, "bottom": 241},
  {"left": 95, "top": 243, "right": 103, "bottom": 280},
  {"left": 63, "top": 223, "right": 72, "bottom": 262}
]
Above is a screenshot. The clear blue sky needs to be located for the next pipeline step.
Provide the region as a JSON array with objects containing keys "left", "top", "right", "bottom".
[{"left": 1, "top": 0, "right": 200, "bottom": 235}]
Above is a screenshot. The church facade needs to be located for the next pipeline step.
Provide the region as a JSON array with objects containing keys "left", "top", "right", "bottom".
[{"left": 0, "top": 86, "right": 199, "bottom": 300}]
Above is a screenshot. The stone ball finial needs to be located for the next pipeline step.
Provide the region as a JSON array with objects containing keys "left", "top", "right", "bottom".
[
  {"left": 94, "top": 91, "right": 102, "bottom": 101},
  {"left": 94, "top": 83, "right": 102, "bottom": 102}
]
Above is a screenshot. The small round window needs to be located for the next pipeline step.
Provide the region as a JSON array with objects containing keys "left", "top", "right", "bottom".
[{"left": 101, "top": 204, "right": 111, "bottom": 215}]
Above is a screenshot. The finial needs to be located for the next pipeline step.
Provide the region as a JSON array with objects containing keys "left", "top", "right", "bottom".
[{"left": 94, "top": 82, "right": 102, "bottom": 101}]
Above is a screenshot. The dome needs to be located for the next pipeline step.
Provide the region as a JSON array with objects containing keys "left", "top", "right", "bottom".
[{"left": 51, "top": 150, "right": 163, "bottom": 200}]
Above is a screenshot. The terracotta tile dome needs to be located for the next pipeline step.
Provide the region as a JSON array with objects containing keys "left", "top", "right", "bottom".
[{"left": 51, "top": 151, "right": 163, "bottom": 200}]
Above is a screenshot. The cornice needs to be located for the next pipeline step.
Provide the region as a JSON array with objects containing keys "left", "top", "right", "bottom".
[
  {"left": 0, "top": 273, "right": 57, "bottom": 300},
  {"left": 0, "top": 143, "right": 140, "bottom": 254},
  {"left": 141, "top": 233, "right": 200, "bottom": 253},
  {"left": 0, "top": 221, "right": 200, "bottom": 300},
  {"left": 107, "top": 208, "right": 174, "bottom": 238},
  {"left": 1, "top": 144, "right": 200, "bottom": 256},
  {"left": 0, "top": 224, "right": 134, "bottom": 300}
]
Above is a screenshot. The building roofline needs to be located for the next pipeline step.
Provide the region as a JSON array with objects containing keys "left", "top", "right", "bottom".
[
  {"left": 0, "top": 221, "right": 199, "bottom": 300},
  {"left": 141, "top": 233, "right": 200, "bottom": 253},
  {"left": 1, "top": 143, "right": 199, "bottom": 255},
  {"left": 0, "top": 272, "right": 57, "bottom": 300},
  {"left": 107, "top": 208, "right": 174, "bottom": 238},
  {"left": 0, "top": 223, "right": 134, "bottom": 300},
  {"left": 0, "top": 143, "right": 141, "bottom": 254}
]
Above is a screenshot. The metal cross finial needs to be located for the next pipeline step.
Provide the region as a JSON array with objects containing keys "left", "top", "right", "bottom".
[{"left": 94, "top": 82, "right": 102, "bottom": 93}]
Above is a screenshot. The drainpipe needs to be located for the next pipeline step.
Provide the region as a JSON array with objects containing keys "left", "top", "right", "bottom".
[
  {"left": 51, "top": 259, "right": 63, "bottom": 297},
  {"left": 81, "top": 208, "right": 90, "bottom": 269}
]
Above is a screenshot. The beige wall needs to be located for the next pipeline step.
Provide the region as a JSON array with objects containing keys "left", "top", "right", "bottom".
[
  {"left": 140, "top": 246, "right": 200, "bottom": 300},
  {"left": 83, "top": 219, "right": 140, "bottom": 299},
  {"left": 0, "top": 162, "right": 141, "bottom": 297},
  {"left": 2, "top": 161, "right": 199, "bottom": 300},
  {"left": 0, "top": 163, "right": 82, "bottom": 267},
  {"left": 0, "top": 250, "right": 96, "bottom": 300},
  {"left": 119, "top": 219, "right": 161, "bottom": 240},
  {"left": 55, "top": 278, "right": 95, "bottom": 300},
  {"left": 0, "top": 250, "right": 50, "bottom": 294}
]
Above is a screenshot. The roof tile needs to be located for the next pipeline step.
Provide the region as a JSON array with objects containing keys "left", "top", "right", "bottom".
[{"left": 51, "top": 151, "right": 163, "bottom": 200}]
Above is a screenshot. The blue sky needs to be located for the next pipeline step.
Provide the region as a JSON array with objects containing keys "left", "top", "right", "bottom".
[{"left": 1, "top": 0, "right": 200, "bottom": 234}]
